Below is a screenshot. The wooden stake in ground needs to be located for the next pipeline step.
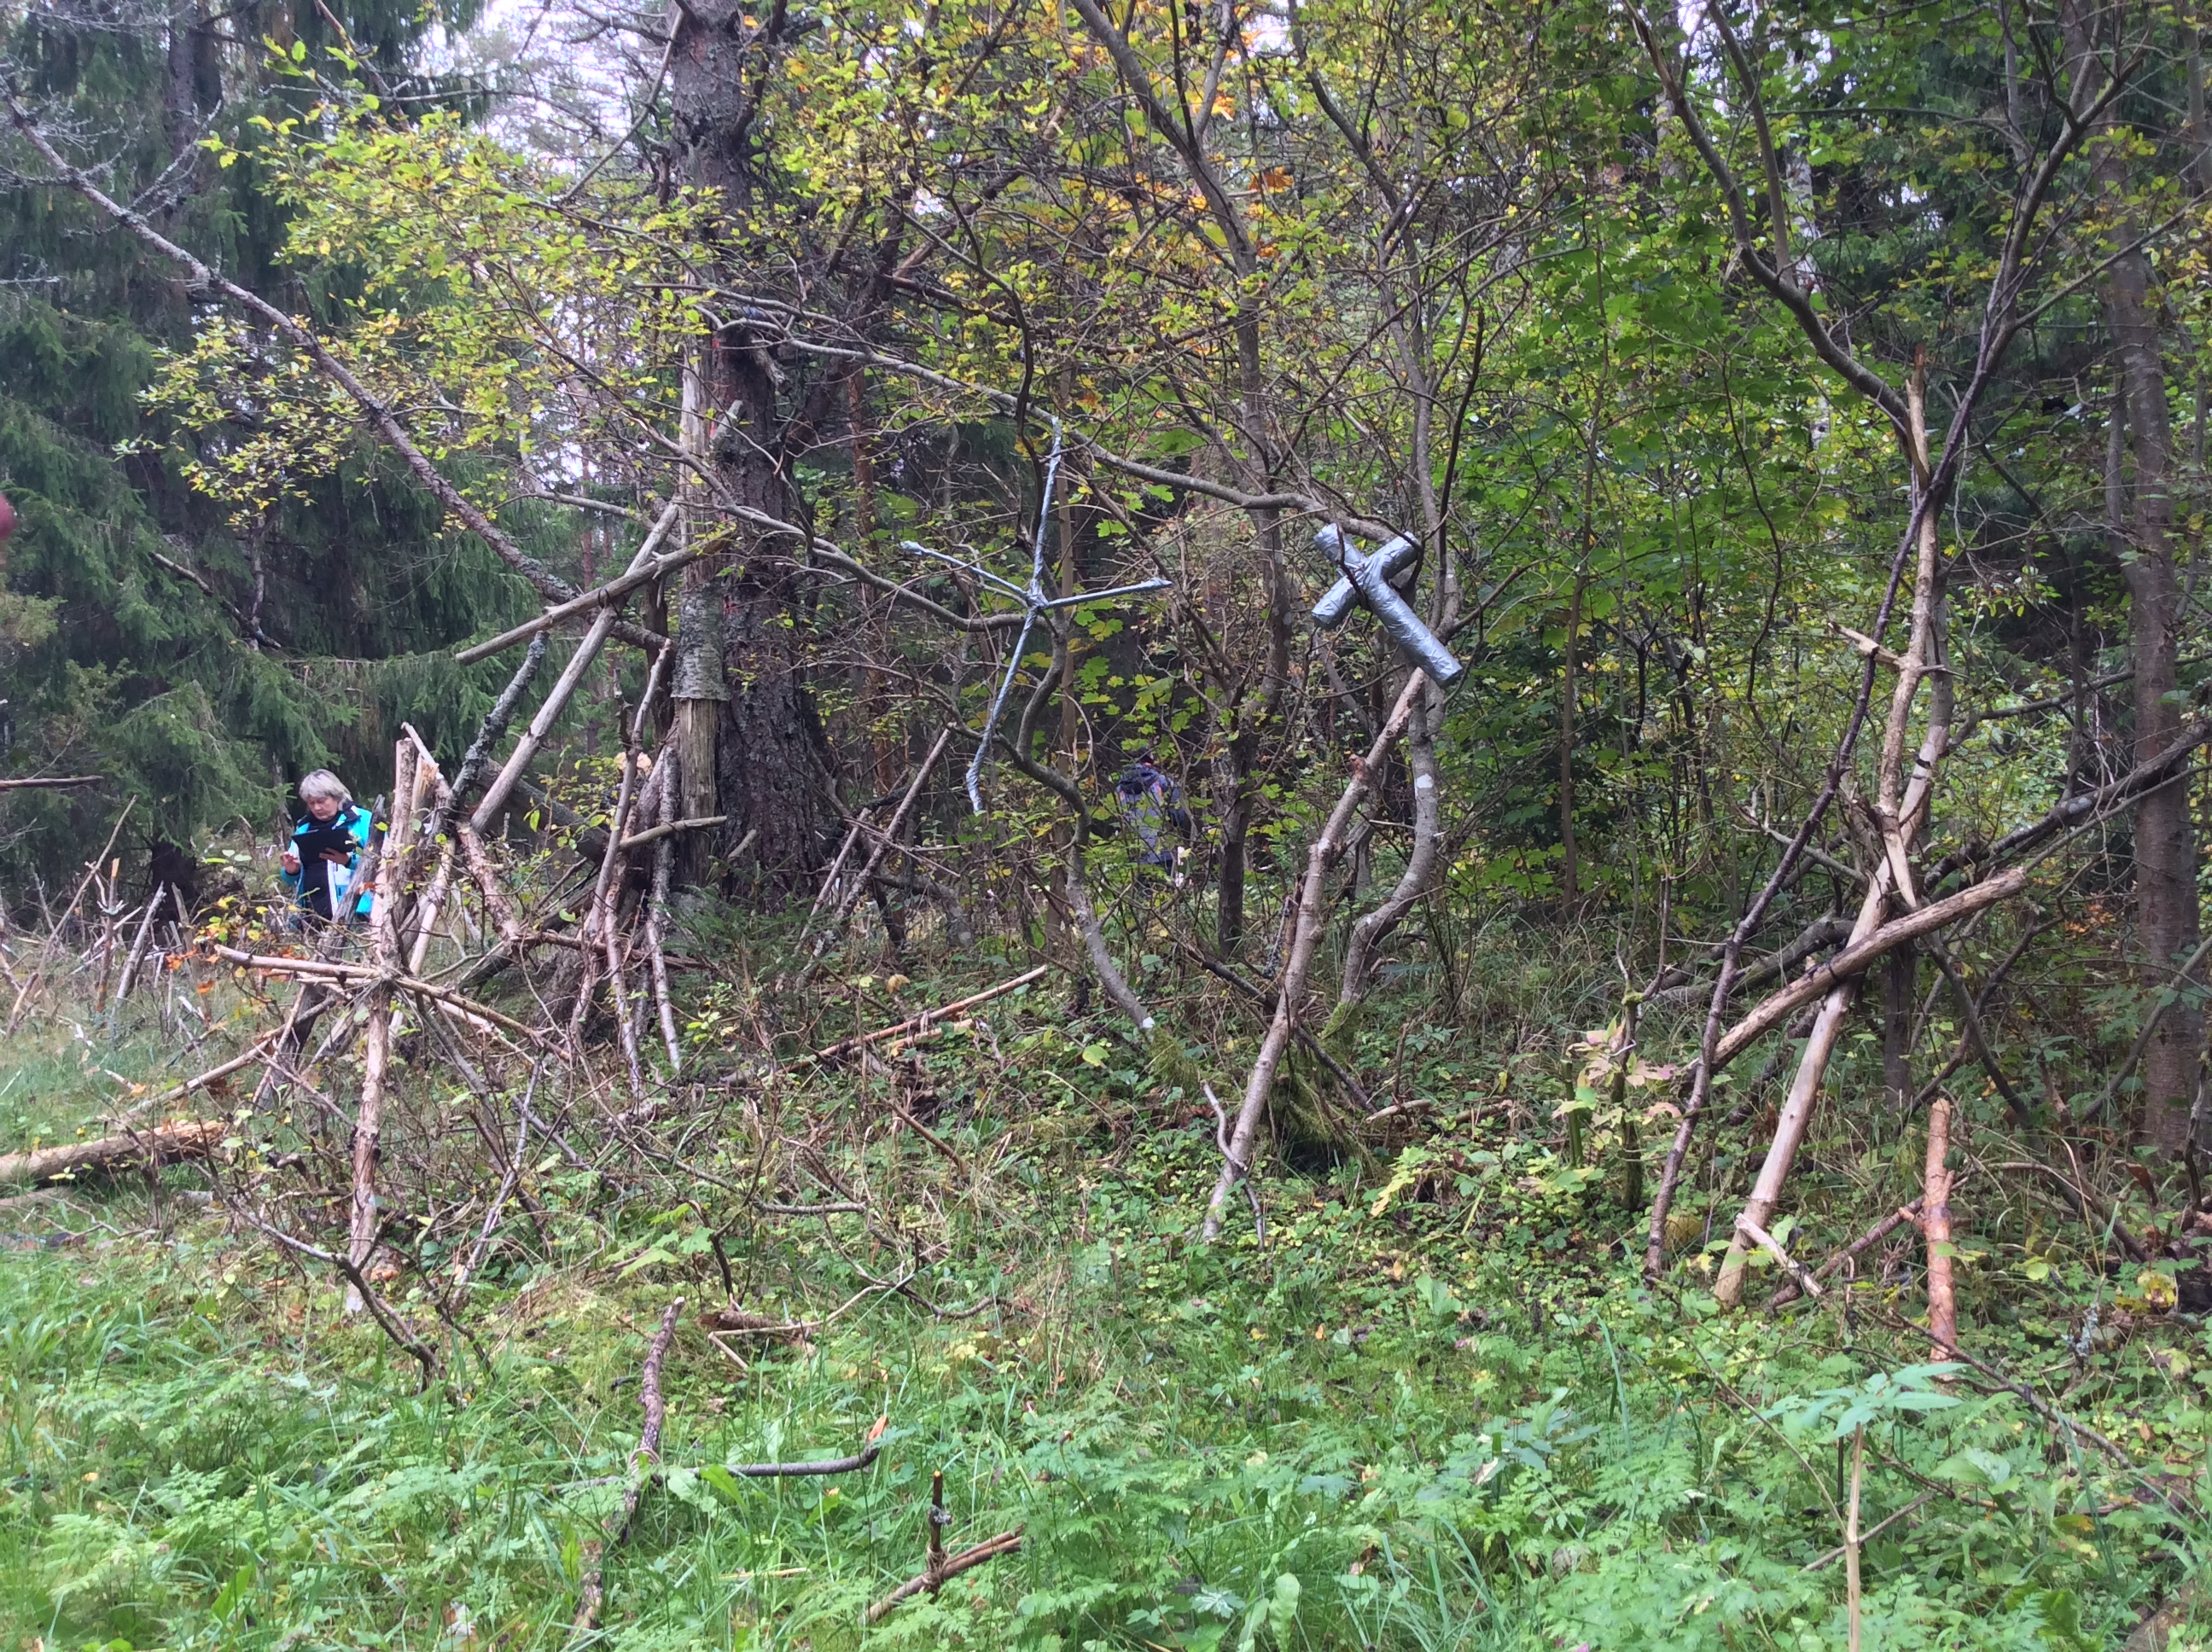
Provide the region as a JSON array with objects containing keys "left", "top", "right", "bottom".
[
  {"left": 572, "top": 1297, "right": 683, "bottom": 1637},
  {"left": 1203, "top": 672, "right": 1426, "bottom": 1241},
  {"left": 1922, "top": 1095, "right": 1957, "bottom": 1362}
]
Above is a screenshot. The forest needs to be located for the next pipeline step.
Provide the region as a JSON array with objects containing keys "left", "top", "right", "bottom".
[{"left": 1, "top": 0, "right": 2210, "bottom": 1641}]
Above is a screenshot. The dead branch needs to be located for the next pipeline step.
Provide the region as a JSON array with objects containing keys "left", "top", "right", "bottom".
[
  {"left": 0, "top": 775, "right": 102, "bottom": 790},
  {"left": 726, "top": 1439, "right": 886, "bottom": 1476},
  {"left": 812, "top": 966, "right": 1051, "bottom": 1061},
  {"left": 1735, "top": 1215, "right": 1823, "bottom": 1299},
  {"left": 1714, "top": 870, "right": 2029, "bottom": 1068},
  {"left": 232, "top": 1205, "right": 439, "bottom": 1388},
  {"left": 620, "top": 813, "right": 727, "bottom": 852},
  {"left": 572, "top": 1297, "right": 684, "bottom": 1636},
  {"left": 454, "top": 511, "right": 724, "bottom": 665},
  {"left": 1767, "top": 1201, "right": 1924, "bottom": 1311},
  {"left": 1180, "top": 945, "right": 1375, "bottom": 1111},
  {"left": 204, "top": 945, "right": 555, "bottom": 1050}
]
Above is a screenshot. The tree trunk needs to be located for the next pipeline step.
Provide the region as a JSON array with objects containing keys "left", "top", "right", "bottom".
[
  {"left": 1882, "top": 949, "right": 1915, "bottom": 1108},
  {"left": 2062, "top": 0, "right": 2203, "bottom": 1153},
  {"left": 1559, "top": 577, "right": 1582, "bottom": 907},
  {"left": 670, "top": 0, "right": 829, "bottom": 901}
]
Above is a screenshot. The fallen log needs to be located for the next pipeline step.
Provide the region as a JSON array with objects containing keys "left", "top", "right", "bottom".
[{"left": 0, "top": 1119, "right": 224, "bottom": 1184}]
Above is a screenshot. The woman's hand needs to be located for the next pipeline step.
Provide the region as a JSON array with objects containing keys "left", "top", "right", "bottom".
[
  {"left": 321, "top": 850, "right": 352, "bottom": 866},
  {"left": 282, "top": 848, "right": 301, "bottom": 875}
]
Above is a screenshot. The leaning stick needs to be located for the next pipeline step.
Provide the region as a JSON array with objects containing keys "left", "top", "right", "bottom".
[
  {"left": 469, "top": 516, "right": 674, "bottom": 837},
  {"left": 572, "top": 1298, "right": 684, "bottom": 1636},
  {"left": 234, "top": 1206, "right": 439, "bottom": 1388},
  {"left": 646, "top": 806, "right": 684, "bottom": 1075},
  {"left": 1713, "top": 381, "right": 1963, "bottom": 1309},
  {"left": 470, "top": 606, "right": 634, "bottom": 835},
  {"left": 347, "top": 741, "right": 417, "bottom": 1312},
  {"left": 444, "top": 633, "right": 548, "bottom": 829},
  {"left": 800, "top": 809, "right": 875, "bottom": 940},
  {"left": 830, "top": 728, "right": 952, "bottom": 933},
  {"left": 457, "top": 829, "right": 528, "bottom": 945},
  {"left": 1713, "top": 870, "right": 2029, "bottom": 1067},
  {"left": 812, "top": 965, "right": 1052, "bottom": 1061},
  {"left": 1205, "top": 673, "right": 1426, "bottom": 1242},
  {"left": 798, "top": 728, "right": 952, "bottom": 983},
  {"left": 452, "top": 504, "right": 704, "bottom": 664},
  {"left": 112, "top": 890, "right": 162, "bottom": 1005}
]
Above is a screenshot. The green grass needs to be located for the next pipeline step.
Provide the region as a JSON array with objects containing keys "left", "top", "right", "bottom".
[{"left": 0, "top": 994, "right": 2207, "bottom": 1650}]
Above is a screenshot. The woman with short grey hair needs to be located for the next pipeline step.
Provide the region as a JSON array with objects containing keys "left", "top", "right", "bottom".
[{"left": 281, "top": 770, "right": 379, "bottom": 921}]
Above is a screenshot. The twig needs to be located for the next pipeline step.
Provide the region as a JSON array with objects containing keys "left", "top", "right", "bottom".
[
  {"left": 812, "top": 966, "right": 1051, "bottom": 1060},
  {"left": 0, "top": 775, "right": 102, "bottom": 790},
  {"left": 572, "top": 1298, "right": 684, "bottom": 1636},
  {"left": 1735, "top": 1214, "right": 1823, "bottom": 1299},
  {"left": 864, "top": 1466, "right": 1022, "bottom": 1624},
  {"left": 1767, "top": 1201, "right": 1923, "bottom": 1311},
  {"left": 1801, "top": 1492, "right": 1938, "bottom": 1573}
]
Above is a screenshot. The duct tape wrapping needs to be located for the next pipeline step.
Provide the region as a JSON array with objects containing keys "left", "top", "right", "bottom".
[
  {"left": 671, "top": 585, "right": 730, "bottom": 701},
  {"left": 1308, "top": 526, "right": 1464, "bottom": 684},
  {"left": 1312, "top": 528, "right": 1422, "bottom": 629}
]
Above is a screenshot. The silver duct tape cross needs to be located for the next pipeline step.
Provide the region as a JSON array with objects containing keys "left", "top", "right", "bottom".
[
  {"left": 905, "top": 419, "right": 1170, "bottom": 812},
  {"left": 1310, "top": 526, "right": 1464, "bottom": 684}
]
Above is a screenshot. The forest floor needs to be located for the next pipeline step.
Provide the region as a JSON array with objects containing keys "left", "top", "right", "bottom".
[{"left": 0, "top": 957, "right": 2207, "bottom": 1652}]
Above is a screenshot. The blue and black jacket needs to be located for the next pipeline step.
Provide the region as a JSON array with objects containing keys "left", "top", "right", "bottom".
[{"left": 281, "top": 802, "right": 380, "bottom": 921}]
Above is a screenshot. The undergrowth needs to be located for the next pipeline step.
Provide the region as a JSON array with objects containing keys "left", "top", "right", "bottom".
[{"left": 0, "top": 938, "right": 2208, "bottom": 1651}]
